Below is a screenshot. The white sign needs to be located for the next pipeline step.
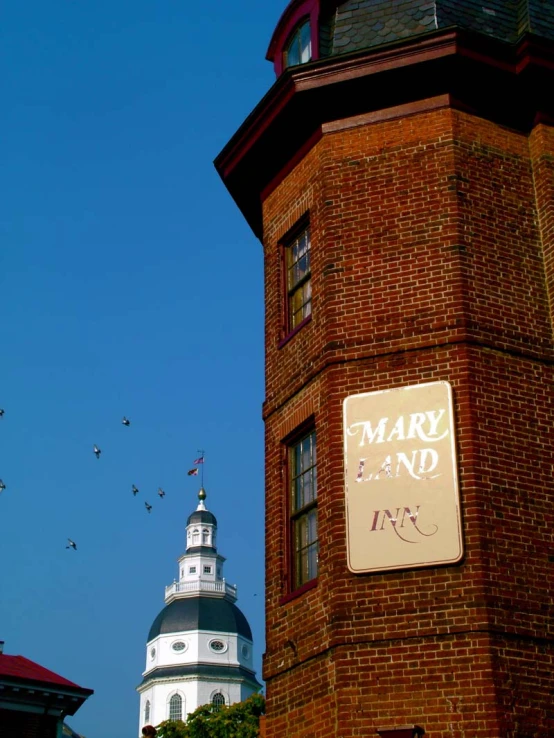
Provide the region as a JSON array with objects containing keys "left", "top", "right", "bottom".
[{"left": 344, "top": 381, "right": 463, "bottom": 573}]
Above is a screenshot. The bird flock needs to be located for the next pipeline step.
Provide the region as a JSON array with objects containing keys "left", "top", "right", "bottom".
[
  {"left": 0, "top": 408, "right": 203, "bottom": 552},
  {"left": 88, "top": 416, "right": 167, "bottom": 547}
]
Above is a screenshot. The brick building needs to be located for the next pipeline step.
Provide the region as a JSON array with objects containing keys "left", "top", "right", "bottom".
[
  {"left": 0, "top": 641, "right": 93, "bottom": 738},
  {"left": 216, "top": 1, "right": 554, "bottom": 735}
]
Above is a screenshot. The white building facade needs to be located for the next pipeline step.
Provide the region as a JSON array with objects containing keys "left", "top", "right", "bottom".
[{"left": 137, "top": 488, "right": 260, "bottom": 733}]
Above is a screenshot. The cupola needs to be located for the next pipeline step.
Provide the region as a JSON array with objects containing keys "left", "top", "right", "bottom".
[
  {"left": 186, "top": 488, "right": 217, "bottom": 551},
  {"left": 138, "top": 486, "right": 260, "bottom": 730}
]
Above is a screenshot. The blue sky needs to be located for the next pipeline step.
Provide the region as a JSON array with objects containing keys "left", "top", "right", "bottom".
[{"left": 1, "top": 2, "right": 285, "bottom": 736}]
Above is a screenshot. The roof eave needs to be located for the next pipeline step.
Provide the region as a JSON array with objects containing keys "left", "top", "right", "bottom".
[{"left": 215, "top": 28, "right": 554, "bottom": 240}]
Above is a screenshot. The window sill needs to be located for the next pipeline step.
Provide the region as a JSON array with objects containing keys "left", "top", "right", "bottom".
[
  {"left": 279, "top": 577, "right": 317, "bottom": 605},
  {"left": 278, "top": 314, "right": 312, "bottom": 349}
]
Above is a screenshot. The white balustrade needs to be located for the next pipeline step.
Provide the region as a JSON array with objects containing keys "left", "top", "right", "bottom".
[{"left": 164, "top": 579, "right": 237, "bottom": 603}]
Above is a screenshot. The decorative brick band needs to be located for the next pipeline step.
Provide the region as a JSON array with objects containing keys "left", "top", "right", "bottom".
[
  {"left": 322, "top": 94, "right": 452, "bottom": 134},
  {"left": 278, "top": 396, "right": 315, "bottom": 440}
]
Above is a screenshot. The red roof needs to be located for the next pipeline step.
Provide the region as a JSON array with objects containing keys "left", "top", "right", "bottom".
[{"left": 0, "top": 654, "right": 81, "bottom": 689}]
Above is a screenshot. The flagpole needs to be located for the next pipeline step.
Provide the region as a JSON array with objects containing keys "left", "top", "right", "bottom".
[
  {"left": 188, "top": 451, "right": 205, "bottom": 487},
  {"left": 197, "top": 448, "right": 205, "bottom": 488}
]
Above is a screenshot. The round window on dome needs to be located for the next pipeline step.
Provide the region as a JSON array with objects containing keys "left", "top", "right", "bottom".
[
  {"left": 150, "top": 647, "right": 156, "bottom": 660},
  {"left": 172, "top": 641, "right": 187, "bottom": 653},
  {"left": 209, "top": 639, "right": 227, "bottom": 653},
  {"left": 242, "top": 645, "right": 250, "bottom": 659}
]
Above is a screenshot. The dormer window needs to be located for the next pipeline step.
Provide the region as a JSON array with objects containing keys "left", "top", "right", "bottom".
[
  {"left": 266, "top": 0, "right": 320, "bottom": 77},
  {"left": 284, "top": 19, "right": 311, "bottom": 68}
]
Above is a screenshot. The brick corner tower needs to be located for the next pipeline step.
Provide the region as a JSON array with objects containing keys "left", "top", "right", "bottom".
[{"left": 215, "top": 2, "right": 554, "bottom": 736}]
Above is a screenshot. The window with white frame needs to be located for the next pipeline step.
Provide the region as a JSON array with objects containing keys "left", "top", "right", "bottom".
[
  {"left": 169, "top": 694, "right": 182, "bottom": 721},
  {"left": 212, "top": 692, "right": 225, "bottom": 711}
]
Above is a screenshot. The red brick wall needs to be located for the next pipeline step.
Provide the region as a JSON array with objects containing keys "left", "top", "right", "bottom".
[
  {"left": 261, "top": 106, "right": 554, "bottom": 737},
  {"left": 0, "top": 709, "right": 58, "bottom": 738}
]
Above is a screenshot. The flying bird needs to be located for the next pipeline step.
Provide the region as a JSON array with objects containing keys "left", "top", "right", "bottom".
[
  {"left": 145, "top": 502, "right": 152, "bottom": 513},
  {"left": 122, "top": 416, "right": 130, "bottom": 426},
  {"left": 93, "top": 445, "right": 101, "bottom": 459},
  {"left": 158, "top": 487, "right": 165, "bottom": 498},
  {"left": 0, "top": 480, "right": 5, "bottom": 492},
  {"left": 132, "top": 484, "right": 139, "bottom": 496},
  {"left": 0, "top": 409, "right": 4, "bottom": 417},
  {"left": 66, "top": 539, "right": 77, "bottom": 550}
]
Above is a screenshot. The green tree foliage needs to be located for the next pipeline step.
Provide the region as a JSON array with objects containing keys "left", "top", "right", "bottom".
[{"left": 156, "top": 693, "right": 265, "bottom": 738}]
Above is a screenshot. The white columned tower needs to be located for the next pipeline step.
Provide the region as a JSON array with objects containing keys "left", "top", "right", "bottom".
[{"left": 137, "top": 488, "right": 260, "bottom": 733}]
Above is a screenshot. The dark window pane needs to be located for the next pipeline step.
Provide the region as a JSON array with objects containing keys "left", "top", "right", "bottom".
[
  {"left": 285, "top": 20, "right": 311, "bottom": 69},
  {"left": 290, "top": 430, "right": 318, "bottom": 588},
  {"left": 287, "top": 38, "right": 300, "bottom": 67},
  {"left": 169, "top": 694, "right": 182, "bottom": 721},
  {"left": 286, "top": 225, "right": 312, "bottom": 332},
  {"left": 300, "top": 21, "right": 312, "bottom": 63}
]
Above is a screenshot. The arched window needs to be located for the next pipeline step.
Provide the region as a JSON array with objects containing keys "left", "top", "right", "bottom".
[
  {"left": 212, "top": 692, "right": 225, "bottom": 711},
  {"left": 144, "top": 700, "right": 150, "bottom": 723},
  {"left": 202, "top": 528, "right": 210, "bottom": 544},
  {"left": 267, "top": 0, "right": 320, "bottom": 76},
  {"left": 169, "top": 693, "right": 182, "bottom": 721},
  {"left": 285, "top": 19, "right": 311, "bottom": 68},
  {"left": 192, "top": 528, "right": 199, "bottom": 545}
]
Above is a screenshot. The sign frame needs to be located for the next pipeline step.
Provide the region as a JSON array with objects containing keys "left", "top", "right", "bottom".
[{"left": 343, "top": 381, "right": 463, "bottom": 574}]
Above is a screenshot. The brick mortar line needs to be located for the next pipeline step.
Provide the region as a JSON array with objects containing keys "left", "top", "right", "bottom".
[
  {"left": 263, "top": 337, "right": 554, "bottom": 421},
  {"left": 264, "top": 627, "right": 554, "bottom": 681}
]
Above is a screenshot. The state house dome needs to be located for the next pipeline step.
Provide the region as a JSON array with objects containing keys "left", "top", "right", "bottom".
[
  {"left": 137, "top": 486, "right": 260, "bottom": 729},
  {"left": 147, "top": 596, "right": 253, "bottom": 642}
]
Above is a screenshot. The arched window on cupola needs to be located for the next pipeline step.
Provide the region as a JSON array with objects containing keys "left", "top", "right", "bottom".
[
  {"left": 284, "top": 18, "right": 311, "bottom": 68},
  {"left": 169, "top": 693, "right": 183, "bottom": 721},
  {"left": 212, "top": 692, "right": 225, "bottom": 712},
  {"left": 266, "top": 0, "right": 321, "bottom": 76},
  {"left": 202, "top": 528, "right": 210, "bottom": 544},
  {"left": 144, "top": 700, "right": 150, "bottom": 724},
  {"left": 192, "top": 528, "right": 200, "bottom": 545}
]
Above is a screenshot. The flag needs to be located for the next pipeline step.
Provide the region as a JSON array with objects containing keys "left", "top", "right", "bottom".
[
  {"left": 193, "top": 456, "right": 204, "bottom": 465},
  {"left": 187, "top": 468, "right": 199, "bottom": 476}
]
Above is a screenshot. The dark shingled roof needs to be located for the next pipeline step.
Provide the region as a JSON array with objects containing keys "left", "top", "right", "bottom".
[
  {"left": 139, "top": 663, "right": 261, "bottom": 689},
  {"left": 187, "top": 509, "right": 217, "bottom": 526},
  {"left": 148, "top": 597, "right": 252, "bottom": 642},
  {"left": 322, "top": 0, "right": 554, "bottom": 58}
]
